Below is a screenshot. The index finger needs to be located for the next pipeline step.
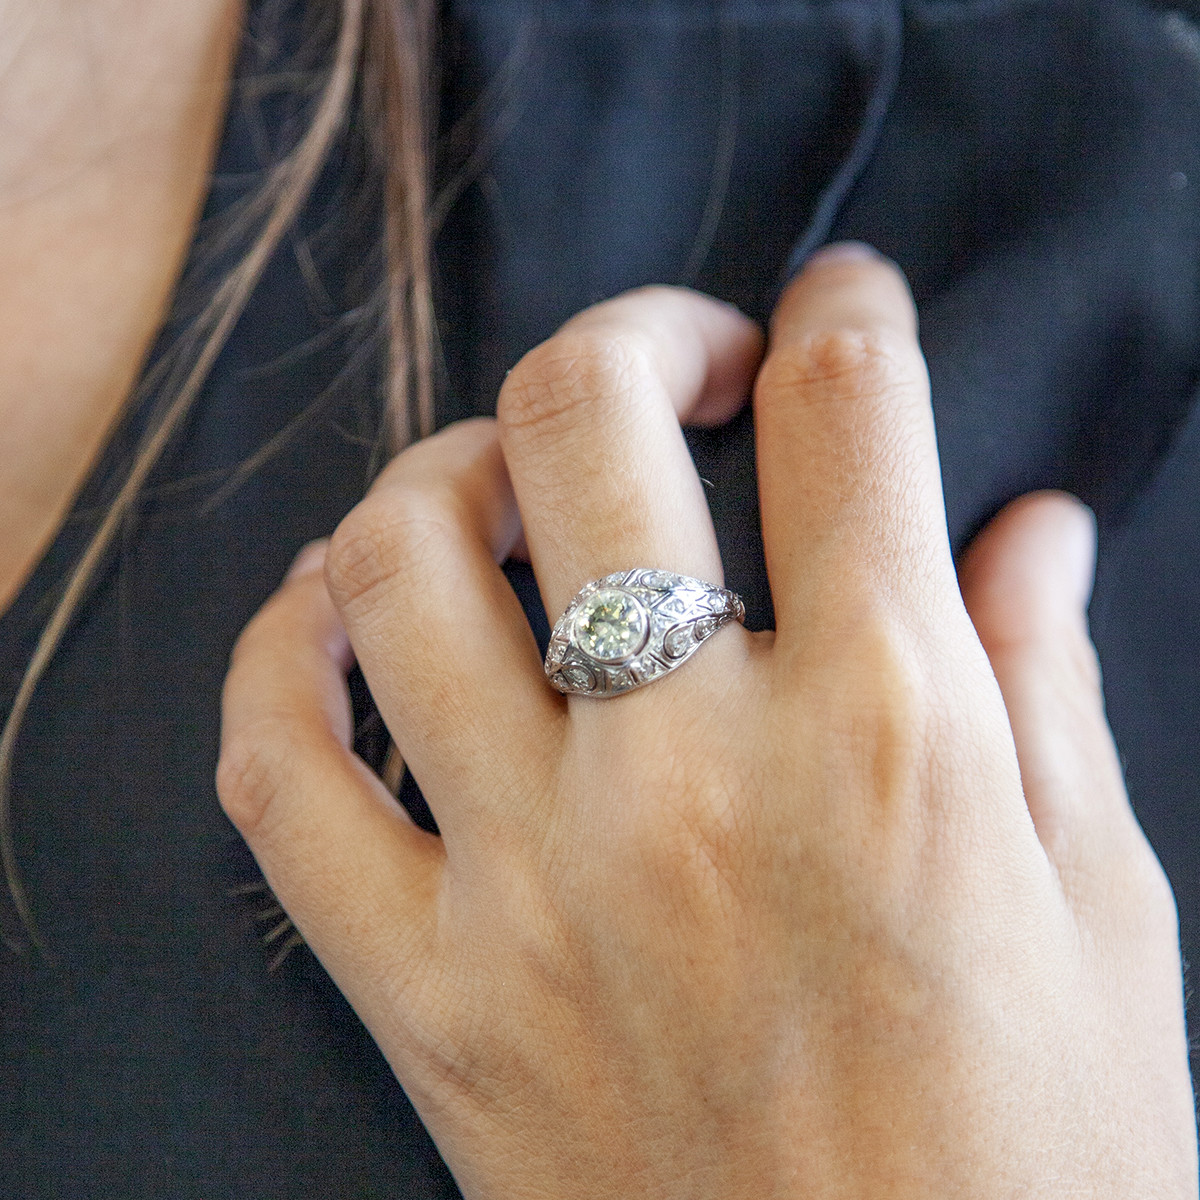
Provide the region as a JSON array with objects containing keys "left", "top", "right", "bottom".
[
  {"left": 217, "top": 549, "right": 442, "bottom": 1014},
  {"left": 755, "top": 243, "right": 958, "bottom": 643}
]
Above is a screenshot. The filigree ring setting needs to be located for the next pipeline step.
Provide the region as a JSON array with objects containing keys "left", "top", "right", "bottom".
[{"left": 544, "top": 569, "right": 746, "bottom": 698}]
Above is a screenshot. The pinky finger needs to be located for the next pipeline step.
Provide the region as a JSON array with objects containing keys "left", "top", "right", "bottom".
[
  {"left": 218, "top": 542, "right": 443, "bottom": 1018},
  {"left": 957, "top": 493, "right": 1165, "bottom": 906}
]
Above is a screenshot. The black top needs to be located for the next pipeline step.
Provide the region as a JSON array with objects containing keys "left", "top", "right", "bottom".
[{"left": 3, "top": 1, "right": 1199, "bottom": 1195}]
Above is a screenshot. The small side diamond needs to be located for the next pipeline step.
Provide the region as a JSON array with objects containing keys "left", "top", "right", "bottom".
[
  {"left": 639, "top": 570, "right": 675, "bottom": 590},
  {"left": 561, "top": 665, "right": 595, "bottom": 691},
  {"left": 608, "top": 669, "right": 634, "bottom": 691},
  {"left": 663, "top": 625, "right": 693, "bottom": 659}
]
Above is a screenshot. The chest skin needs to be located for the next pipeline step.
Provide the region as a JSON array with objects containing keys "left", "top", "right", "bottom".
[{"left": 0, "top": 0, "right": 243, "bottom": 615}]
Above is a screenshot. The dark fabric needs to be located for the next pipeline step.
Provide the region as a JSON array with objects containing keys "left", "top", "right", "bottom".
[{"left": 3, "top": 0, "right": 1199, "bottom": 1195}]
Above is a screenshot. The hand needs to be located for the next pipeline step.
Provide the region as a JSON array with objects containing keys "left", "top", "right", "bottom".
[{"left": 219, "top": 245, "right": 1196, "bottom": 1198}]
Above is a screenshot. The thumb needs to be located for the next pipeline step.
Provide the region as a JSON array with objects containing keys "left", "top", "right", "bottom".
[{"left": 957, "top": 491, "right": 1136, "bottom": 886}]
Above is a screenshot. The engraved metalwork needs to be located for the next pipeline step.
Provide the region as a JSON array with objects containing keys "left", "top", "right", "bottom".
[{"left": 544, "top": 568, "right": 746, "bottom": 698}]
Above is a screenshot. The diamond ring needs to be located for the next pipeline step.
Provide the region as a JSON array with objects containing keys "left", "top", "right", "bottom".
[{"left": 544, "top": 568, "right": 745, "bottom": 698}]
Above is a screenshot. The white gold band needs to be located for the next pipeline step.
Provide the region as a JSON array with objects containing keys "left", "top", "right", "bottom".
[{"left": 544, "top": 568, "right": 745, "bottom": 698}]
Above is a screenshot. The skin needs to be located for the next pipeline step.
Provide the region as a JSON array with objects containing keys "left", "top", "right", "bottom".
[
  {"left": 220, "top": 247, "right": 1197, "bottom": 1197},
  {"left": 0, "top": 0, "right": 242, "bottom": 615}
]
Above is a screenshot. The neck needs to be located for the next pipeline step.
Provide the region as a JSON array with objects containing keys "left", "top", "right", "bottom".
[{"left": 0, "top": 0, "right": 245, "bottom": 615}]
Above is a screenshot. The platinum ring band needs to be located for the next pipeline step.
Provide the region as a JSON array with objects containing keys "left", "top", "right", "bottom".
[{"left": 544, "top": 568, "right": 746, "bottom": 698}]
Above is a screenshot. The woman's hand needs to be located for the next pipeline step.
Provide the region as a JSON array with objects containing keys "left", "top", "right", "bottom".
[{"left": 218, "top": 245, "right": 1196, "bottom": 1198}]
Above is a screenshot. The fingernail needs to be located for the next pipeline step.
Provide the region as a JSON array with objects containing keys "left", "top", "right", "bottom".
[
  {"left": 805, "top": 241, "right": 883, "bottom": 268},
  {"left": 285, "top": 539, "right": 328, "bottom": 581},
  {"left": 1060, "top": 499, "right": 1098, "bottom": 610}
]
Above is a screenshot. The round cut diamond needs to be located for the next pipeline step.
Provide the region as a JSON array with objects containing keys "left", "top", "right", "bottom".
[{"left": 572, "top": 588, "right": 648, "bottom": 663}]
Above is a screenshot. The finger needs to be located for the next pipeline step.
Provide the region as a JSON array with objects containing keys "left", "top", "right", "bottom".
[
  {"left": 757, "top": 243, "right": 956, "bottom": 641},
  {"left": 957, "top": 492, "right": 1149, "bottom": 885},
  {"left": 324, "top": 418, "right": 561, "bottom": 840},
  {"left": 496, "top": 286, "right": 763, "bottom": 623},
  {"left": 218, "top": 544, "right": 442, "bottom": 1010}
]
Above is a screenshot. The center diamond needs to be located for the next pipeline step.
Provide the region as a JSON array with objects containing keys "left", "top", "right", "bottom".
[{"left": 572, "top": 587, "right": 649, "bottom": 664}]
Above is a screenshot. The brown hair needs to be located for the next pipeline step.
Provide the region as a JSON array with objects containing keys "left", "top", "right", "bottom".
[{"left": 0, "top": 0, "right": 435, "bottom": 952}]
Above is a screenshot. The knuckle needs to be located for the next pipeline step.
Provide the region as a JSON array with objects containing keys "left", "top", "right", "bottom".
[
  {"left": 497, "top": 328, "right": 651, "bottom": 440},
  {"left": 216, "top": 727, "right": 292, "bottom": 838},
  {"left": 758, "top": 326, "right": 918, "bottom": 410},
  {"left": 325, "top": 490, "right": 454, "bottom": 619}
]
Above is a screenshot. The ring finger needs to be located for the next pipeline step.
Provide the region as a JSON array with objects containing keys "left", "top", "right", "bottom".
[{"left": 496, "top": 286, "right": 763, "bottom": 626}]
